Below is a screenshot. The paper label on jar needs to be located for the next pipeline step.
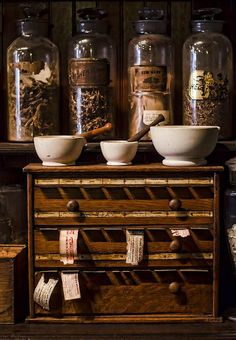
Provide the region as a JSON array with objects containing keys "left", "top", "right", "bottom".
[
  {"left": 170, "top": 228, "right": 190, "bottom": 238},
  {"left": 143, "top": 110, "right": 170, "bottom": 125},
  {"left": 69, "top": 58, "right": 110, "bottom": 86},
  {"left": 59, "top": 229, "right": 78, "bottom": 265},
  {"left": 227, "top": 225, "right": 236, "bottom": 266},
  {"left": 126, "top": 230, "right": 144, "bottom": 265},
  {"left": 33, "top": 273, "right": 59, "bottom": 310},
  {"left": 61, "top": 272, "right": 81, "bottom": 301},
  {"left": 189, "top": 70, "right": 229, "bottom": 100},
  {"left": 130, "top": 65, "right": 167, "bottom": 92}
]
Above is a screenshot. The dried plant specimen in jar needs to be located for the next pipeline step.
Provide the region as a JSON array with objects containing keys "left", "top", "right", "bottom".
[
  {"left": 69, "top": 86, "right": 112, "bottom": 136},
  {"left": 183, "top": 71, "right": 231, "bottom": 140},
  {"left": 7, "top": 61, "right": 59, "bottom": 141}
]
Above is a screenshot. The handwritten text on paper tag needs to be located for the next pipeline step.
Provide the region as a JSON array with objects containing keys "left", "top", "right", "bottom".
[
  {"left": 126, "top": 230, "right": 144, "bottom": 265},
  {"left": 61, "top": 272, "right": 81, "bottom": 301},
  {"left": 170, "top": 228, "right": 190, "bottom": 238},
  {"left": 59, "top": 229, "right": 79, "bottom": 265},
  {"left": 33, "top": 273, "right": 59, "bottom": 310}
]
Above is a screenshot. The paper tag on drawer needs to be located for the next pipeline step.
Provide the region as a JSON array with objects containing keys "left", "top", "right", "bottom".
[
  {"left": 59, "top": 229, "right": 78, "bottom": 265},
  {"left": 170, "top": 228, "right": 190, "bottom": 238},
  {"left": 61, "top": 272, "right": 81, "bottom": 301},
  {"left": 33, "top": 274, "right": 59, "bottom": 310},
  {"left": 126, "top": 230, "right": 144, "bottom": 265}
]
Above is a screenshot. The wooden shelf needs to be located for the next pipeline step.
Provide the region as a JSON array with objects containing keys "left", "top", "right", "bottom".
[
  {"left": 0, "top": 142, "right": 35, "bottom": 154},
  {"left": 1, "top": 319, "right": 236, "bottom": 339},
  {"left": 0, "top": 142, "right": 157, "bottom": 155}
]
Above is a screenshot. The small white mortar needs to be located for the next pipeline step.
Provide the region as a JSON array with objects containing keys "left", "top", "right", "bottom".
[{"left": 100, "top": 140, "right": 138, "bottom": 166}]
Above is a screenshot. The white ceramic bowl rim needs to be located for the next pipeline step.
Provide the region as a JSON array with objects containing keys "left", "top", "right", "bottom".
[
  {"left": 100, "top": 140, "right": 138, "bottom": 144},
  {"left": 150, "top": 125, "right": 220, "bottom": 130},
  {"left": 34, "top": 135, "right": 85, "bottom": 140}
]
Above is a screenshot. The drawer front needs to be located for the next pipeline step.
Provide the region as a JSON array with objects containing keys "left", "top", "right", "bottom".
[
  {"left": 34, "top": 226, "right": 213, "bottom": 268},
  {"left": 33, "top": 269, "right": 213, "bottom": 316},
  {"left": 33, "top": 177, "right": 214, "bottom": 225}
]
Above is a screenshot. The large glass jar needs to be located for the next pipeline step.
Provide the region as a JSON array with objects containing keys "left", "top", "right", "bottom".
[
  {"left": 68, "top": 8, "right": 114, "bottom": 138},
  {"left": 7, "top": 5, "right": 59, "bottom": 142},
  {"left": 128, "top": 8, "right": 174, "bottom": 140},
  {"left": 183, "top": 8, "right": 233, "bottom": 140}
]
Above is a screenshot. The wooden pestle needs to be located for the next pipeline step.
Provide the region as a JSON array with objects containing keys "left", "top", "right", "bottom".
[
  {"left": 127, "top": 114, "right": 165, "bottom": 142},
  {"left": 79, "top": 123, "right": 113, "bottom": 140}
]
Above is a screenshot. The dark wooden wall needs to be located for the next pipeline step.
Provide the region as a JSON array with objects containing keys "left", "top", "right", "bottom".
[{"left": 0, "top": 0, "right": 235, "bottom": 141}]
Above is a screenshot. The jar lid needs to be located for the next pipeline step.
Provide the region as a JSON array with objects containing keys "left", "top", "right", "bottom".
[
  {"left": 16, "top": 19, "right": 48, "bottom": 36},
  {"left": 191, "top": 8, "right": 224, "bottom": 33},
  {"left": 133, "top": 7, "right": 167, "bottom": 34},
  {"left": 17, "top": 2, "right": 48, "bottom": 36},
  {"left": 76, "top": 8, "right": 109, "bottom": 34}
]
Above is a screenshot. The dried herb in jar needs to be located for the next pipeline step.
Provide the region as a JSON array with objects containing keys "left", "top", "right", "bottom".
[
  {"left": 69, "top": 86, "right": 112, "bottom": 134},
  {"left": 68, "top": 8, "right": 114, "bottom": 139},
  {"left": 183, "top": 70, "right": 231, "bottom": 139},
  {"left": 182, "top": 8, "right": 233, "bottom": 140},
  {"left": 8, "top": 62, "right": 59, "bottom": 141},
  {"left": 7, "top": 3, "right": 60, "bottom": 142}
]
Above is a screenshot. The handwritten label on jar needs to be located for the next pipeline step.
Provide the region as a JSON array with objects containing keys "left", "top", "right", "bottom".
[
  {"left": 61, "top": 272, "right": 81, "bottom": 301},
  {"left": 143, "top": 110, "right": 169, "bottom": 125},
  {"left": 189, "top": 70, "right": 229, "bottom": 100},
  {"left": 59, "top": 229, "right": 78, "bottom": 265},
  {"left": 126, "top": 230, "right": 144, "bottom": 265},
  {"left": 69, "top": 58, "right": 110, "bottom": 86},
  {"left": 130, "top": 65, "right": 167, "bottom": 92},
  {"left": 33, "top": 274, "right": 59, "bottom": 310}
]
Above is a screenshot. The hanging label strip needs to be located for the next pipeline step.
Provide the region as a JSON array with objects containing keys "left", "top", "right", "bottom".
[
  {"left": 59, "top": 229, "right": 79, "bottom": 265},
  {"left": 126, "top": 230, "right": 144, "bottom": 265},
  {"left": 33, "top": 273, "right": 59, "bottom": 310},
  {"left": 170, "top": 228, "right": 190, "bottom": 238},
  {"left": 61, "top": 272, "right": 81, "bottom": 301}
]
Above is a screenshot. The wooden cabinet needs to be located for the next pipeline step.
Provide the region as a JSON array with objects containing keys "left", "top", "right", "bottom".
[
  {"left": 24, "top": 163, "right": 223, "bottom": 323},
  {"left": 0, "top": 245, "right": 27, "bottom": 324}
]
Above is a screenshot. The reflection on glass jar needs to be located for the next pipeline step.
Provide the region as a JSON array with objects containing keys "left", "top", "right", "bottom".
[
  {"left": 68, "top": 8, "right": 115, "bottom": 139},
  {"left": 128, "top": 8, "right": 174, "bottom": 140},
  {"left": 7, "top": 4, "right": 60, "bottom": 142},
  {"left": 183, "top": 8, "right": 233, "bottom": 140}
]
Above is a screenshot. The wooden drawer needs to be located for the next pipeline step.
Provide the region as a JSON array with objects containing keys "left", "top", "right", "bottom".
[
  {"left": 33, "top": 177, "right": 214, "bottom": 225},
  {"left": 33, "top": 269, "right": 213, "bottom": 317},
  {"left": 34, "top": 226, "right": 213, "bottom": 268}
]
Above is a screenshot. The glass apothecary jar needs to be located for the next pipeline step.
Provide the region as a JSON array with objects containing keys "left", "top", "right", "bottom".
[
  {"left": 128, "top": 8, "right": 174, "bottom": 140},
  {"left": 68, "top": 8, "right": 114, "bottom": 138},
  {"left": 7, "top": 4, "right": 60, "bottom": 142},
  {"left": 183, "top": 8, "right": 233, "bottom": 140}
]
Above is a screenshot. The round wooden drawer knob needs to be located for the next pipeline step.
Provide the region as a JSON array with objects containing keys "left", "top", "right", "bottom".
[
  {"left": 169, "top": 239, "right": 181, "bottom": 252},
  {"left": 169, "top": 281, "right": 181, "bottom": 294},
  {"left": 169, "top": 198, "right": 182, "bottom": 210},
  {"left": 67, "top": 200, "right": 79, "bottom": 212}
]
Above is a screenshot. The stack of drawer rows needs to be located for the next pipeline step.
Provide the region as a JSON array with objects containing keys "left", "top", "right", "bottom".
[{"left": 24, "top": 163, "right": 223, "bottom": 323}]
